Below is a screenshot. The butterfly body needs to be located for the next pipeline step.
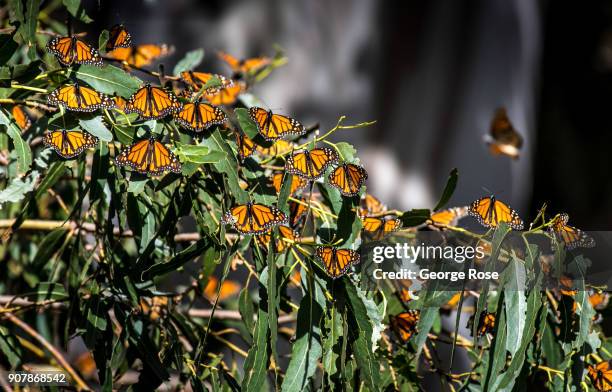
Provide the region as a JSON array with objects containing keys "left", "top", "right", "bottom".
[
  {"left": 47, "top": 36, "right": 103, "bottom": 66},
  {"left": 107, "top": 44, "right": 171, "bottom": 68},
  {"left": 47, "top": 83, "right": 113, "bottom": 112},
  {"left": 315, "top": 246, "right": 360, "bottom": 279},
  {"left": 175, "top": 100, "right": 226, "bottom": 131},
  {"left": 44, "top": 130, "right": 98, "bottom": 158},
  {"left": 548, "top": 213, "right": 595, "bottom": 249},
  {"left": 248, "top": 107, "right": 305, "bottom": 141},
  {"left": 125, "top": 84, "right": 180, "bottom": 119},
  {"left": 222, "top": 203, "right": 288, "bottom": 235},
  {"left": 391, "top": 310, "right": 420, "bottom": 342},
  {"left": 468, "top": 195, "right": 523, "bottom": 230},
  {"left": 106, "top": 24, "right": 132, "bottom": 51},
  {"left": 328, "top": 163, "right": 368, "bottom": 196},
  {"left": 115, "top": 137, "right": 181, "bottom": 176},
  {"left": 285, "top": 148, "right": 339, "bottom": 180}
]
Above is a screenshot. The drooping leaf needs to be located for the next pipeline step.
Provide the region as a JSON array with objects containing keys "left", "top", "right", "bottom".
[
  {"left": 433, "top": 168, "right": 458, "bottom": 211},
  {"left": 0, "top": 107, "right": 32, "bottom": 174},
  {"left": 0, "top": 171, "right": 39, "bottom": 206},
  {"left": 235, "top": 108, "right": 259, "bottom": 139},
  {"left": 71, "top": 64, "right": 141, "bottom": 97},
  {"left": 63, "top": 0, "right": 93, "bottom": 23},
  {"left": 173, "top": 49, "right": 205, "bottom": 76},
  {"left": 79, "top": 116, "right": 113, "bottom": 142}
]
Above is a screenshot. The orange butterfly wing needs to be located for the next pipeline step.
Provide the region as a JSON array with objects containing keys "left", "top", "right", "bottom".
[
  {"left": 285, "top": 148, "right": 339, "bottom": 180},
  {"left": 222, "top": 203, "right": 288, "bottom": 235},
  {"left": 115, "top": 138, "right": 181, "bottom": 176},
  {"left": 328, "top": 163, "right": 367, "bottom": 196},
  {"left": 12, "top": 106, "right": 31, "bottom": 131},
  {"left": 391, "top": 310, "right": 420, "bottom": 342},
  {"left": 125, "top": 84, "right": 180, "bottom": 119},
  {"left": 43, "top": 130, "right": 98, "bottom": 158},
  {"left": 468, "top": 196, "right": 523, "bottom": 230},
  {"left": 47, "top": 84, "right": 113, "bottom": 112},
  {"left": 315, "top": 246, "right": 360, "bottom": 279},
  {"left": 175, "top": 101, "right": 226, "bottom": 131},
  {"left": 47, "top": 36, "right": 103, "bottom": 66},
  {"left": 248, "top": 107, "right": 305, "bottom": 141},
  {"left": 106, "top": 24, "right": 132, "bottom": 51}
]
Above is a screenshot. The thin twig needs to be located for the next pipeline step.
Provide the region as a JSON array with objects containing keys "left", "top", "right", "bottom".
[{"left": 4, "top": 313, "right": 91, "bottom": 391}]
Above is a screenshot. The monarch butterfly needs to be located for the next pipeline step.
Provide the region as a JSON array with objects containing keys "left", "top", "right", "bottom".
[
  {"left": 222, "top": 203, "right": 288, "bottom": 235},
  {"left": 427, "top": 207, "right": 469, "bottom": 229},
  {"left": 256, "top": 225, "right": 300, "bottom": 252},
  {"left": 315, "top": 246, "right": 360, "bottom": 279},
  {"left": 361, "top": 216, "right": 401, "bottom": 239},
  {"left": 257, "top": 139, "right": 293, "bottom": 157},
  {"left": 444, "top": 292, "right": 462, "bottom": 309},
  {"left": 180, "top": 71, "right": 233, "bottom": 91},
  {"left": 471, "top": 311, "right": 496, "bottom": 337},
  {"left": 115, "top": 137, "right": 182, "bottom": 176},
  {"left": 289, "top": 198, "right": 308, "bottom": 226},
  {"left": 235, "top": 132, "right": 255, "bottom": 161},
  {"left": 203, "top": 277, "right": 241, "bottom": 302},
  {"left": 203, "top": 83, "right": 244, "bottom": 106},
  {"left": 285, "top": 148, "right": 339, "bottom": 180},
  {"left": 106, "top": 44, "right": 172, "bottom": 68},
  {"left": 272, "top": 172, "right": 307, "bottom": 195},
  {"left": 391, "top": 310, "right": 420, "bottom": 343},
  {"left": 588, "top": 361, "right": 612, "bottom": 392},
  {"left": 124, "top": 84, "right": 181, "bottom": 119},
  {"left": 174, "top": 99, "right": 226, "bottom": 131},
  {"left": 589, "top": 290, "right": 610, "bottom": 310},
  {"left": 43, "top": 130, "right": 98, "bottom": 158},
  {"left": 484, "top": 108, "right": 523, "bottom": 160},
  {"left": 47, "top": 83, "right": 114, "bottom": 112},
  {"left": 218, "top": 51, "right": 270, "bottom": 75},
  {"left": 106, "top": 24, "right": 132, "bottom": 51},
  {"left": 46, "top": 35, "right": 103, "bottom": 66},
  {"left": 359, "top": 194, "right": 387, "bottom": 216},
  {"left": 12, "top": 106, "right": 31, "bottom": 131},
  {"left": 468, "top": 195, "right": 523, "bottom": 230},
  {"left": 248, "top": 107, "right": 305, "bottom": 142},
  {"left": 399, "top": 289, "right": 417, "bottom": 302},
  {"left": 548, "top": 213, "right": 595, "bottom": 250},
  {"left": 328, "top": 163, "right": 368, "bottom": 196},
  {"left": 112, "top": 96, "right": 127, "bottom": 111}
]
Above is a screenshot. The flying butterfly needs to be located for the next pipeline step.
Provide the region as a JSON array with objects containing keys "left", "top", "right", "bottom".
[
  {"left": 255, "top": 225, "right": 300, "bottom": 252},
  {"left": 484, "top": 107, "right": 523, "bottom": 160},
  {"left": 46, "top": 35, "right": 103, "bottom": 66},
  {"left": 124, "top": 84, "right": 181, "bottom": 119},
  {"left": 203, "top": 82, "right": 244, "bottom": 106},
  {"left": 391, "top": 310, "right": 420, "bottom": 343},
  {"left": 248, "top": 107, "right": 305, "bottom": 141},
  {"left": 180, "top": 71, "right": 233, "bottom": 92},
  {"left": 315, "top": 246, "right": 360, "bottom": 279},
  {"left": 115, "top": 137, "right": 182, "bottom": 176},
  {"left": 106, "top": 24, "right": 132, "bottom": 51},
  {"left": 47, "top": 83, "right": 114, "bottom": 112},
  {"left": 235, "top": 132, "right": 256, "bottom": 160},
  {"left": 12, "top": 106, "right": 31, "bottom": 131},
  {"left": 106, "top": 44, "right": 172, "bottom": 68},
  {"left": 222, "top": 203, "right": 288, "bottom": 235},
  {"left": 548, "top": 213, "right": 595, "bottom": 250},
  {"left": 328, "top": 163, "right": 368, "bottom": 196},
  {"left": 588, "top": 361, "right": 612, "bottom": 392},
  {"left": 174, "top": 99, "right": 226, "bottom": 132},
  {"left": 427, "top": 207, "right": 469, "bottom": 229},
  {"left": 272, "top": 172, "right": 307, "bottom": 195},
  {"left": 218, "top": 51, "right": 270, "bottom": 75},
  {"left": 285, "top": 148, "right": 339, "bottom": 180},
  {"left": 359, "top": 193, "right": 387, "bottom": 216},
  {"left": 468, "top": 195, "right": 523, "bottom": 230},
  {"left": 43, "top": 130, "right": 98, "bottom": 158},
  {"left": 361, "top": 215, "right": 401, "bottom": 239}
]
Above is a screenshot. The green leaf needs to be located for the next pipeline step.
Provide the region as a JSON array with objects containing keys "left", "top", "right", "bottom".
[
  {"left": 432, "top": 168, "right": 458, "bottom": 211},
  {"left": 175, "top": 143, "right": 226, "bottom": 164},
  {"left": 98, "top": 29, "right": 109, "bottom": 52},
  {"left": 322, "top": 306, "right": 342, "bottom": 383},
  {"left": 335, "top": 142, "right": 357, "bottom": 163},
  {"left": 482, "top": 293, "right": 508, "bottom": 390},
  {"left": 62, "top": 0, "right": 93, "bottom": 23},
  {"left": 235, "top": 108, "right": 259, "bottom": 139},
  {"left": 31, "top": 228, "right": 67, "bottom": 270},
  {"left": 29, "top": 282, "right": 67, "bottom": 301},
  {"left": 281, "top": 293, "right": 324, "bottom": 392},
  {"left": 242, "top": 309, "right": 270, "bottom": 392},
  {"left": 71, "top": 64, "right": 141, "bottom": 97},
  {"left": 344, "top": 282, "right": 381, "bottom": 391},
  {"left": 412, "top": 307, "right": 438, "bottom": 358},
  {"left": 173, "top": 49, "right": 205, "bottom": 76},
  {"left": 35, "top": 161, "right": 66, "bottom": 199},
  {"left": 0, "top": 34, "right": 18, "bottom": 65},
  {"left": 239, "top": 286, "right": 255, "bottom": 335},
  {"left": 0, "top": 325, "right": 22, "bottom": 368},
  {"left": 0, "top": 108, "right": 32, "bottom": 174},
  {"left": 399, "top": 208, "right": 430, "bottom": 227},
  {"left": 0, "top": 171, "right": 38, "bottom": 205},
  {"left": 79, "top": 116, "right": 113, "bottom": 142},
  {"left": 23, "top": 0, "right": 40, "bottom": 59},
  {"left": 503, "top": 254, "right": 527, "bottom": 356}
]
